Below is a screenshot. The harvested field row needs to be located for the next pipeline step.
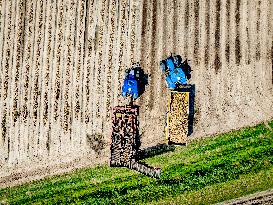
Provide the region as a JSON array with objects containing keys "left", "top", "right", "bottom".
[{"left": 0, "top": 0, "right": 272, "bottom": 184}]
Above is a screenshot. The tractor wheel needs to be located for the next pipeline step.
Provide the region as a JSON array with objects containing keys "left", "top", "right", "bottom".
[{"left": 160, "top": 61, "right": 167, "bottom": 72}]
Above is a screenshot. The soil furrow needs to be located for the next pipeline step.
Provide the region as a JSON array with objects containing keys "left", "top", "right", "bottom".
[
  {"left": 235, "top": 0, "right": 241, "bottom": 65},
  {"left": 0, "top": 0, "right": 272, "bottom": 186},
  {"left": 256, "top": 0, "right": 261, "bottom": 61},
  {"left": 43, "top": 0, "right": 57, "bottom": 156},
  {"left": 214, "top": 0, "right": 221, "bottom": 73},
  {"left": 11, "top": 0, "right": 26, "bottom": 164},
  {"left": 225, "top": 0, "right": 230, "bottom": 64},
  {"left": 147, "top": 0, "right": 158, "bottom": 110},
  {"left": 4, "top": 0, "right": 16, "bottom": 163}
]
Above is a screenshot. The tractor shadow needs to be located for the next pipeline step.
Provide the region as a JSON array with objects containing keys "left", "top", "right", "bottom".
[
  {"left": 180, "top": 59, "right": 195, "bottom": 136},
  {"left": 188, "top": 84, "right": 195, "bottom": 136},
  {"left": 135, "top": 143, "right": 175, "bottom": 160},
  {"left": 177, "top": 84, "right": 195, "bottom": 137},
  {"left": 134, "top": 64, "right": 149, "bottom": 97}
]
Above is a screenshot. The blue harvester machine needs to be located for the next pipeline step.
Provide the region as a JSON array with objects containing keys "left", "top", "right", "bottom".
[
  {"left": 121, "top": 63, "right": 143, "bottom": 100},
  {"left": 160, "top": 55, "right": 192, "bottom": 145},
  {"left": 110, "top": 63, "right": 161, "bottom": 178}
]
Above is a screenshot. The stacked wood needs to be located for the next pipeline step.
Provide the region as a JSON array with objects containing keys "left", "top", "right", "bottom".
[{"left": 110, "top": 106, "right": 139, "bottom": 167}]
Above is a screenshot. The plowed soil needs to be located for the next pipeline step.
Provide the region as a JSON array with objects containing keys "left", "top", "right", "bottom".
[{"left": 0, "top": 0, "right": 272, "bottom": 187}]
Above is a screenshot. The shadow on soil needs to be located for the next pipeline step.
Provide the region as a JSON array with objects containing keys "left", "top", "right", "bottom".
[{"left": 136, "top": 143, "right": 176, "bottom": 160}]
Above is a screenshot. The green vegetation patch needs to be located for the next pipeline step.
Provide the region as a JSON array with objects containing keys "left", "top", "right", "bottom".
[{"left": 0, "top": 122, "right": 272, "bottom": 204}]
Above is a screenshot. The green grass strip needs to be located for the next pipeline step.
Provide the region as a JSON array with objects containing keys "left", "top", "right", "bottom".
[
  {"left": 152, "top": 165, "right": 273, "bottom": 205},
  {"left": 0, "top": 122, "right": 272, "bottom": 204}
]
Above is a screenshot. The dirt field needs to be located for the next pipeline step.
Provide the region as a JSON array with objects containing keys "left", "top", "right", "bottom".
[
  {"left": 216, "top": 188, "right": 273, "bottom": 205},
  {"left": 0, "top": 0, "right": 272, "bottom": 187}
]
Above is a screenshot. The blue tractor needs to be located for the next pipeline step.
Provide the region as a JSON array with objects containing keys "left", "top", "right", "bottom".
[
  {"left": 122, "top": 63, "right": 146, "bottom": 100},
  {"left": 160, "top": 55, "right": 191, "bottom": 89}
]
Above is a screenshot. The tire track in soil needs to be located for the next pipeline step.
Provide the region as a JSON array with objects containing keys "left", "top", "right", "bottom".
[
  {"left": 184, "top": 0, "right": 189, "bottom": 58},
  {"left": 2, "top": 0, "right": 15, "bottom": 163},
  {"left": 7, "top": 0, "right": 18, "bottom": 164},
  {"left": 42, "top": 0, "right": 56, "bottom": 156},
  {"left": 74, "top": 0, "right": 86, "bottom": 148},
  {"left": 208, "top": 0, "right": 217, "bottom": 128},
  {"left": 139, "top": 0, "right": 148, "bottom": 108},
  {"left": 227, "top": 0, "right": 237, "bottom": 116},
  {"left": 17, "top": 0, "right": 28, "bottom": 164},
  {"left": 166, "top": 0, "right": 174, "bottom": 54},
  {"left": 111, "top": 0, "right": 120, "bottom": 108},
  {"left": 101, "top": 0, "right": 112, "bottom": 133},
  {"left": 188, "top": 0, "right": 196, "bottom": 65},
  {"left": 82, "top": 0, "right": 90, "bottom": 127},
  {"left": 204, "top": 0, "right": 210, "bottom": 67},
  {"left": 201, "top": 0, "right": 212, "bottom": 127},
  {"left": 103, "top": 0, "right": 118, "bottom": 123},
  {"left": 115, "top": 0, "right": 125, "bottom": 109},
  {"left": 52, "top": 0, "right": 65, "bottom": 156},
  {"left": 90, "top": 0, "right": 101, "bottom": 135},
  {"left": 59, "top": 0, "right": 74, "bottom": 154},
  {"left": 129, "top": 2, "right": 136, "bottom": 63},
  {"left": 116, "top": 0, "right": 129, "bottom": 106},
  {"left": 214, "top": 0, "right": 221, "bottom": 73},
  {"left": 30, "top": 0, "right": 47, "bottom": 160},
  {"left": 20, "top": 0, "right": 37, "bottom": 160},
  {"left": 60, "top": 0, "right": 77, "bottom": 154},
  {"left": 48, "top": 0, "right": 59, "bottom": 158},
  {"left": 11, "top": 0, "right": 26, "bottom": 164},
  {"left": 26, "top": 0, "right": 39, "bottom": 158},
  {"left": 173, "top": 0, "right": 178, "bottom": 53},
  {"left": 260, "top": 0, "right": 270, "bottom": 94},
  {"left": 225, "top": 0, "right": 230, "bottom": 64},
  {"left": 159, "top": 0, "right": 167, "bottom": 99},
  {"left": 235, "top": 0, "right": 241, "bottom": 65},
  {"left": 241, "top": 0, "right": 249, "bottom": 65},
  {"left": 217, "top": 0, "right": 227, "bottom": 126},
  {"left": 81, "top": 0, "right": 90, "bottom": 144},
  {"left": 194, "top": 0, "right": 200, "bottom": 66},
  {"left": 256, "top": 0, "right": 261, "bottom": 61},
  {"left": 245, "top": 0, "right": 250, "bottom": 65},
  {"left": 0, "top": 0, "right": 4, "bottom": 164},
  {"left": 0, "top": 0, "right": 9, "bottom": 162},
  {"left": 213, "top": 0, "right": 224, "bottom": 123},
  {"left": 93, "top": 0, "right": 107, "bottom": 133},
  {"left": 154, "top": 0, "right": 164, "bottom": 112},
  {"left": 83, "top": 0, "right": 97, "bottom": 136},
  {"left": 248, "top": 0, "right": 260, "bottom": 106},
  {"left": 0, "top": 0, "right": 4, "bottom": 100},
  {"left": 37, "top": 0, "right": 48, "bottom": 160},
  {"left": 157, "top": 0, "right": 165, "bottom": 102},
  {"left": 139, "top": 0, "right": 151, "bottom": 109},
  {"left": 266, "top": 0, "right": 272, "bottom": 66},
  {"left": 147, "top": 0, "right": 158, "bottom": 110}
]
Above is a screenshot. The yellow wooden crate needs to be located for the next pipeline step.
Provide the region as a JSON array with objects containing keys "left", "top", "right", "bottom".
[{"left": 166, "top": 91, "right": 189, "bottom": 145}]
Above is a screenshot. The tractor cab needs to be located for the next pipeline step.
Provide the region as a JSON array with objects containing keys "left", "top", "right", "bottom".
[
  {"left": 160, "top": 55, "right": 191, "bottom": 89},
  {"left": 122, "top": 64, "right": 143, "bottom": 100}
]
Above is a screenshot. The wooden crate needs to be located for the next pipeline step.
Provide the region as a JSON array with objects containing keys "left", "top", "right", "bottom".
[
  {"left": 166, "top": 91, "right": 189, "bottom": 145},
  {"left": 110, "top": 105, "right": 139, "bottom": 167}
]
